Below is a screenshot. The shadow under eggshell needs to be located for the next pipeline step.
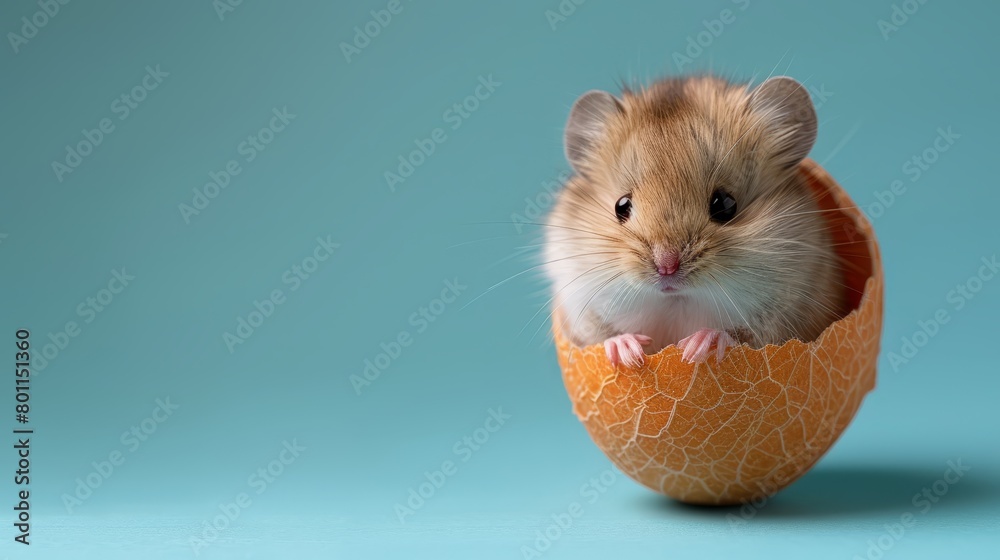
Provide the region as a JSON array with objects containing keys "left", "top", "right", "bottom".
[{"left": 554, "top": 158, "right": 884, "bottom": 505}]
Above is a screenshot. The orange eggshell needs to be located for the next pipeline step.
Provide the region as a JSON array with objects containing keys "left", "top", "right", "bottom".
[{"left": 555, "top": 158, "right": 883, "bottom": 505}]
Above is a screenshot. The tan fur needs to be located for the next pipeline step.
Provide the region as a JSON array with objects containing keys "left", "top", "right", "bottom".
[{"left": 545, "top": 76, "right": 844, "bottom": 352}]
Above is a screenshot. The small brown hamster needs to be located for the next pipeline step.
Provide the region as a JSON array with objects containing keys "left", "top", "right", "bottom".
[{"left": 544, "top": 75, "right": 844, "bottom": 366}]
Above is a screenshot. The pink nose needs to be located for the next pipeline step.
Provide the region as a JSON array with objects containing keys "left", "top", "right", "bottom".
[{"left": 654, "top": 249, "right": 680, "bottom": 276}]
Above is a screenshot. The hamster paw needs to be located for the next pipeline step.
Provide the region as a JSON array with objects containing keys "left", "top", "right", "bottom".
[
  {"left": 604, "top": 333, "right": 653, "bottom": 368},
  {"left": 678, "top": 329, "right": 736, "bottom": 364}
]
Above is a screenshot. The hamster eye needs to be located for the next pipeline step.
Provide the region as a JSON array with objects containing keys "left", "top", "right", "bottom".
[
  {"left": 709, "top": 189, "right": 737, "bottom": 223},
  {"left": 615, "top": 195, "right": 633, "bottom": 223}
]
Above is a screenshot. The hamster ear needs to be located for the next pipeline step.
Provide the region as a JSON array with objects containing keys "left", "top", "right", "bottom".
[
  {"left": 748, "top": 77, "right": 817, "bottom": 169},
  {"left": 565, "top": 90, "right": 623, "bottom": 174}
]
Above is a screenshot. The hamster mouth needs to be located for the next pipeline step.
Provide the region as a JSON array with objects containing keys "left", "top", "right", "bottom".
[{"left": 656, "top": 274, "right": 686, "bottom": 294}]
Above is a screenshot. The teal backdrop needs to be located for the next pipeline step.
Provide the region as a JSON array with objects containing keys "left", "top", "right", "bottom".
[{"left": 2, "top": 1, "right": 998, "bottom": 558}]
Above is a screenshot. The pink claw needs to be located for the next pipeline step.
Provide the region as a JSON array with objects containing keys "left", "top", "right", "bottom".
[
  {"left": 604, "top": 333, "right": 653, "bottom": 368},
  {"left": 677, "top": 328, "right": 736, "bottom": 364}
]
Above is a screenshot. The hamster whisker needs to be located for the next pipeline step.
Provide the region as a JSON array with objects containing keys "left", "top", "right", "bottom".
[
  {"left": 770, "top": 207, "right": 856, "bottom": 220},
  {"left": 570, "top": 271, "right": 628, "bottom": 340},
  {"left": 521, "top": 259, "right": 618, "bottom": 331},
  {"left": 701, "top": 282, "right": 757, "bottom": 370},
  {"left": 523, "top": 261, "right": 622, "bottom": 344},
  {"left": 784, "top": 274, "right": 865, "bottom": 298},
  {"left": 736, "top": 264, "right": 863, "bottom": 300},
  {"left": 709, "top": 82, "right": 804, "bottom": 189},
  {"left": 477, "top": 220, "right": 624, "bottom": 244},
  {"left": 615, "top": 280, "right": 647, "bottom": 323},
  {"left": 826, "top": 240, "right": 871, "bottom": 248},
  {"left": 716, "top": 268, "right": 819, "bottom": 340},
  {"left": 753, "top": 237, "right": 829, "bottom": 252},
  {"left": 713, "top": 268, "right": 768, "bottom": 299},
  {"left": 464, "top": 252, "right": 621, "bottom": 312},
  {"left": 602, "top": 283, "right": 634, "bottom": 329},
  {"left": 707, "top": 271, "right": 761, "bottom": 343},
  {"left": 704, "top": 272, "right": 760, "bottom": 369},
  {"left": 707, "top": 110, "right": 770, "bottom": 188},
  {"left": 445, "top": 235, "right": 531, "bottom": 250},
  {"left": 791, "top": 290, "right": 843, "bottom": 321},
  {"left": 536, "top": 223, "right": 623, "bottom": 241},
  {"left": 567, "top": 191, "right": 648, "bottom": 245}
]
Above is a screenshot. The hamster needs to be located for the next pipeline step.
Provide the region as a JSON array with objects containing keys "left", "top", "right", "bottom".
[{"left": 544, "top": 75, "right": 844, "bottom": 366}]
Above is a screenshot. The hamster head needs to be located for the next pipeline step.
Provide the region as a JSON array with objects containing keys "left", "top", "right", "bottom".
[{"left": 550, "top": 76, "right": 839, "bottom": 336}]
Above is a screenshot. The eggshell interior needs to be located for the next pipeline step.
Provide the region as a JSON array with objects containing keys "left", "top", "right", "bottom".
[{"left": 555, "top": 158, "right": 883, "bottom": 505}]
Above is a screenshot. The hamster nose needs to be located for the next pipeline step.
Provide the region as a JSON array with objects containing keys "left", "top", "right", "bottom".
[{"left": 653, "top": 247, "right": 680, "bottom": 276}]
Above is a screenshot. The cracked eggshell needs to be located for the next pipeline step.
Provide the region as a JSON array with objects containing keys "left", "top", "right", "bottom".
[{"left": 555, "top": 158, "right": 883, "bottom": 505}]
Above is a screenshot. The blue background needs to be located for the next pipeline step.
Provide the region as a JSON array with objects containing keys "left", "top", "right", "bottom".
[{"left": 2, "top": 0, "right": 998, "bottom": 558}]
